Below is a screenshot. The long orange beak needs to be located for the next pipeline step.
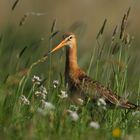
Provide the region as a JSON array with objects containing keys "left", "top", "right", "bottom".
[{"left": 49, "top": 40, "right": 67, "bottom": 54}]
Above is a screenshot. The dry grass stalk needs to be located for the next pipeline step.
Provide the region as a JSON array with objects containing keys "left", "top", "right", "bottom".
[
  {"left": 51, "top": 19, "right": 57, "bottom": 33},
  {"left": 124, "top": 33, "right": 130, "bottom": 44},
  {"left": 112, "top": 25, "right": 118, "bottom": 42},
  {"left": 49, "top": 31, "right": 59, "bottom": 39},
  {"left": 120, "top": 14, "right": 127, "bottom": 40},
  {"left": 126, "top": 7, "right": 131, "bottom": 19},
  {"left": 19, "top": 14, "right": 28, "bottom": 26},
  {"left": 112, "top": 43, "right": 120, "bottom": 54},
  {"left": 12, "top": 0, "right": 20, "bottom": 11},
  {"left": 17, "top": 46, "right": 28, "bottom": 58},
  {"left": 120, "top": 7, "right": 131, "bottom": 40},
  {"left": 96, "top": 19, "right": 107, "bottom": 39}
]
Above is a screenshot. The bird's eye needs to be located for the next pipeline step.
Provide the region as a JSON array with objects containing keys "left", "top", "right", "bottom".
[
  {"left": 69, "top": 36, "right": 73, "bottom": 39},
  {"left": 67, "top": 36, "right": 72, "bottom": 41}
]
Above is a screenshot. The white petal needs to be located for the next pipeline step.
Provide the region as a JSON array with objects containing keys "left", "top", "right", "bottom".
[{"left": 89, "top": 121, "right": 100, "bottom": 129}]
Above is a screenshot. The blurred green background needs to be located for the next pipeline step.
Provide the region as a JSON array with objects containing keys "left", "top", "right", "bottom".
[
  {"left": 0, "top": 0, "right": 140, "bottom": 86},
  {"left": 0, "top": 1, "right": 140, "bottom": 140}
]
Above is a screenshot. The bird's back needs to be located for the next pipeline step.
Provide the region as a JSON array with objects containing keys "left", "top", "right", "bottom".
[{"left": 66, "top": 68, "right": 137, "bottom": 109}]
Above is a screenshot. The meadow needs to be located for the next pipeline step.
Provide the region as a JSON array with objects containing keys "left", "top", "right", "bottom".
[{"left": 0, "top": 1, "right": 140, "bottom": 140}]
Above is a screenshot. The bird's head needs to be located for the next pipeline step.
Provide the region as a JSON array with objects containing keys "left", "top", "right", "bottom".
[{"left": 49, "top": 33, "right": 76, "bottom": 54}]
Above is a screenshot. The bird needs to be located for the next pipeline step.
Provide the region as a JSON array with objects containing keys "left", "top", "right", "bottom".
[{"left": 49, "top": 32, "right": 138, "bottom": 109}]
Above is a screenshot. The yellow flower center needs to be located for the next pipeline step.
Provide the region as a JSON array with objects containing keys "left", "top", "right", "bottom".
[{"left": 112, "top": 127, "right": 121, "bottom": 138}]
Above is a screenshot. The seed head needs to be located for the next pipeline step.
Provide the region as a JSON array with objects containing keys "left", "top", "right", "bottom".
[
  {"left": 19, "top": 95, "right": 30, "bottom": 105},
  {"left": 53, "top": 80, "right": 59, "bottom": 88},
  {"left": 58, "top": 90, "right": 68, "bottom": 99},
  {"left": 32, "top": 75, "right": 42, "bottom": 85}
]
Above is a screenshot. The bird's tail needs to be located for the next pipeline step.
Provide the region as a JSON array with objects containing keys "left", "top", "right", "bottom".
[{"left": 119, "top": 100, "right": 138, "bottom": 110}]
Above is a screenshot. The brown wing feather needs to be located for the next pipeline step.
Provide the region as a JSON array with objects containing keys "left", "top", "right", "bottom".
[{"left": 76, "top": 72, "right": 137, "bottom": 109}]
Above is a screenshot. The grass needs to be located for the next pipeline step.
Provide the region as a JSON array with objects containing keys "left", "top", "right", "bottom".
[{"left": 0, "top": 7, "right": 140, "bottom": 140}]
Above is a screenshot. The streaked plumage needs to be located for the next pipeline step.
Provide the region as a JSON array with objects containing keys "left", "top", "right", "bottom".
[{"left": 50, "top": 33, "right": 137, "bottom": 109}]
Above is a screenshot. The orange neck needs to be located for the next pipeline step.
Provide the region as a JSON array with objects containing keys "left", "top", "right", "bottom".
[
  {"left": 65, "top": 41, "right": 79, "bottom": 84},
  {"left": 65, "top": 42, "right": 78, "bottom": 71}
]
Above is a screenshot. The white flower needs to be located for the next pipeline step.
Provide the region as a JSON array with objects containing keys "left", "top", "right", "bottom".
[
  {"left": 58, "top": 90, "right": 68, "bottom": 99},
  {"left": 34, "top": 86, "right": 47, "bottom": 100},
  {"left": 19, "top": 95, "right": 30, "bottom": 105},
  {"left": 89, "top": 121, "right": 100, "bottom": 129},
  {"left": 32, "top": 75, "right": 41, "bottom": 85},
  {"left": 53, "top": 80, "right": 59, "bottom": 88},
  {"left": 67, "top": 110, "right": 79, "bottom": 121},
  {"left": 40, "top": 86, "right": 47, "bottom": 94},
  {"left": 35, "top": 91, "right": 42, "bottom": 96},
  {"left": 77, "top": 98, "right": 84, "bottom": 105},
  {"left": 97, "top": 98, "right": 106, "bottom": 106},
  {"left": 35, "top": 91, "right": 46, "bottom": 100},
  {"left": 41, "top": 100, "right": 55, "bottom": 110}
]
